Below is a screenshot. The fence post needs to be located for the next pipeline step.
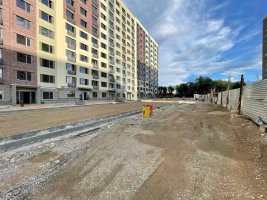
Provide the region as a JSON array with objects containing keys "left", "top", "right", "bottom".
[
  {"left": 221, "top": 91, "right": 223, "bottom": 105},
  {"left": 237, "top": 74, "right": 244, "bottom": 115}
]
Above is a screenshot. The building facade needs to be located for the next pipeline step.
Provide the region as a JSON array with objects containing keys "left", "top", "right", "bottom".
[
  {"left": 263, "top": 16, "right": 267, "bottom": 80},
  {"left": 0, "top": 0, "right": 158, "bottom": 105}
]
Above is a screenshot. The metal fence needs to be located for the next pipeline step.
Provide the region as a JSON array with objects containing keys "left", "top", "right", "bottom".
[{"left": 216, "top": 79, "right": 267, "bottom": 125}]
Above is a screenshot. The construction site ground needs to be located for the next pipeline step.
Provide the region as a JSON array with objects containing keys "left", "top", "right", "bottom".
[{"left": 1, "top": 101, "right": 267, "bottom": 200}]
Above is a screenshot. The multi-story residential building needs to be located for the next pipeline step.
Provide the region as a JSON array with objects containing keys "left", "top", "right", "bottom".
[
  {"left": 137, "top": 21, "right": 158, "bottom": 98},
  {"left": 0, "top": 0, "right": 158, "bottom": 105},
  {"left": 263, "top": 16, "right": 267, "bottom": 80}
]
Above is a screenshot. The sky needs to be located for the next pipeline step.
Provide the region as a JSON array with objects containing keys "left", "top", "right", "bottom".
[{"left": 123, "top": 0, "right": 266, "bottom": 86}]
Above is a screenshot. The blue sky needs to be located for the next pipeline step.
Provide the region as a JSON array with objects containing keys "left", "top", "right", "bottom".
[{"left": 124, "top": 0, "right": 266, "bottom": 86}]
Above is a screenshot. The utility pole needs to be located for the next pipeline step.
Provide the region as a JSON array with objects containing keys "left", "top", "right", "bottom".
[{"left": 237, "top": 75, "right": 244, "bottom": 115}]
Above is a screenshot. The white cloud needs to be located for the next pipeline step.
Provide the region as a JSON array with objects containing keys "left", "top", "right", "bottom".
[{"left": 123, "top": 0, "right": 261, "bottom": 86}]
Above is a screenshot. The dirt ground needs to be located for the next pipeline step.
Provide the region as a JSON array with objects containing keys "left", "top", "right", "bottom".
[
  {"left": 1, "top": 102, "right": 267, "bottom": 200},
  {"left": 0, "top": 101, "right": 165, "bottom": 137}
]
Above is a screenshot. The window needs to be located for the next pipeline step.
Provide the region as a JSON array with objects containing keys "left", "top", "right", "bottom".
[
  {"left": 101, "top": 43, "right": 106, "bottom": 49},
  {"left": 16, "top": 16, "right": 31, "bottom": 29},
  {"left": 40, "top": 58, "right": 55, "bottom": 69},
  {"left": 80, "top": 0, "right": 87, "bottom": 4},
  {"left": 102, "top": 93, "right": 106, "bottom": 98},
  {"left": 101, "top": 72, "right": 107, "bottom": 78},
  {"left": 80, "top": 55, "right": 88, "bottom": 62},
  {"left": 66, "top": 63, "right": 76, "bottom": 71},
  {"left": 91, "top": 37, "right": 98, "bottom": 45},
  {"left": 66, "top": 36, "right": 76, "bottom": 47},
  {"left": 16, "top": 0, "right": 31, "bottom": 12},
  {"left": 80, "top": 30, "right": 88, "bottom": 39},
  {"left": 41, "top": 43, "right": 53, "bottom": 53},
  {"left": 41, "top": 0, "right": 53, "bottom": 8},
  {"left": 101, "top": 62, "right": 107, "bottom": 68},
  {"left": 92, "top": 16, "right": 98, "bottom": 25},
  {"left": 17, "top": 52, "right": 32, "bottom": 64},
  {"left": 101, "top": 23, "right": 106, "bottom": 30},
  {"left": 92, "top": 27, "right": 98, "bottom": 35},
  {"left": 80, "top": 66, "right": 88, "bottom": 74},
  {"left": 0, "top": 68, "right": 2, "bottom": 78},
  {"left": 101, "top": 82, "right": 107, "bottom": 87},
  {"left": 80, "top": 19, "right": 87, "bottom": 28},
  {"left": 67, "top": 91, "right": 75, "bottom": 98},
  {"left": 43, "top": 92, "right": 54, "bottom": 100},
  {"left": 66, "top": 50, "right": 76, "bottom": 59},
  {"left": 40, "top": 74, "right": 55, "bottom": 83},
  {"left": 101, "top": 33, "right": 106, "bottom": 39},
  {"left": 80, "top": 78, "right": 89, "bottom": 85},
  {"left": 66, "top": 76, "right": 76, "bottom": 85},
  {"left": 17, "top": 34, "right": 31, "bottom": 46},
  {"left": 67, "top": 0, "right": 74, "bottom": 6},
  {"left": 100, "top": 3, "right": 106, "bottom": 11},
  {"left": 101, "top": 13, "right": 106, "bottom": 20},
  {"left": 41, "top": 11, "right": 53, "bottom": 23},
  {"left": 40, "top": 26, "right": 54, "bottom": 38},
  {"left": 80, "top": 7, "right": 87, "bottom": 16},
  {"left": 101, "top": 52, "right": 106, "bottom": 59},
  {"left": 80, "top": 43, "right": 88, "bottom": 51},
  {"left": 93, "top": 92, "right": 97, "bottom": 98},
  {"left": 92, "top": 6, "right": 98, "bottom": 15},
  {"left": 17, "top": 71, "right": 32, "bottom": 81},
  {"left": 66, "top": 23, "right": 75, "bottom": 33}
]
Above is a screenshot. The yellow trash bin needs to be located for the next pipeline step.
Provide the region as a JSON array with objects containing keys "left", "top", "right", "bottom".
[{"left": 142, "top": 105, "right": 153, "bottom": 118}]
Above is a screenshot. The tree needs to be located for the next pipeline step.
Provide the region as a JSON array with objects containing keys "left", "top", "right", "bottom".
[
  {"left": 167, "top": 86, "right": 174, "bottom": 95},
  {"left": 158, "top": 86, "right": 167, "bottom": 96}
]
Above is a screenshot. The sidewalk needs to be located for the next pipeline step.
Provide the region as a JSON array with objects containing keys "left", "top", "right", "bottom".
[{"left": 0, "top": 100, "right": 118, "bottom": 113}]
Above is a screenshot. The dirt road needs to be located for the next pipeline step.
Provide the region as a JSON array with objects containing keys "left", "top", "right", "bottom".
[
  {"left": 0, "top": 102, "right": 164, "bottom": 137},
  {"left": 1, "top": 102, "right": 266, "bottom": 200}
]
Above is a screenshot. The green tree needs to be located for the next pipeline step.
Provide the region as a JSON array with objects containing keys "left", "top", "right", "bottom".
[{"left": 167, "top": 86, "right": 175, "bottom": 95}]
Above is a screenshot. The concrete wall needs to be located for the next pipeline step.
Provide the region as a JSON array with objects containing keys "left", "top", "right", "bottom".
[{"left": 0, "top": 84, "right": 11, "bottom": 105}]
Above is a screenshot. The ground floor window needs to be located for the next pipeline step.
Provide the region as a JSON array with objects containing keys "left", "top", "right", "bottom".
[
  {"left": 93, "top": 92, "right": 98, "bottom": 98},
  {"left": 43, "top": 92, "right": 53, "bottom": 100},
  {"left": 102, "top": 92, "right": 106, "bottom": 98},
  {"left": 67, "top": 91, "right": 75, "bottom": 98}
]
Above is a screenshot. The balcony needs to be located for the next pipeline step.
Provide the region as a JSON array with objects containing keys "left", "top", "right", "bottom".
[
  {"left": 110, "top": 60, "right": 115, "bottom": 65},
  {"left": 93, "top": 75, "right": 99, "bottom": 79},
  {"left": 67, "top": 30, "right": 76, "bottom": 37},
  {"left": 67, "top": 17, "right": 75, "bottom": 25},
  {"left": 67, "top": 57, "right": 76, "bottom": 63},
  {"left": 67, "top": 4, "right": 75, "bottom": 12},
  {"left": 92, "top": 54, "right": 98, "bottom": 59},
  {"left": 92, "top": 32, "right": 98, "bottom": 37},
  {"left": 0, "top": 78, "right": 3, "bottom": 84},
  {"left": 92, "top": 43, "right": 98, "bottom": 48},
  {"left": 67, "top": 70, "right": 76, "bottom": 75},
  {"left": 67, "top": 43, "right": 76, "bottom": 50},
  {"left": 109, "top": 69, "right": 114, "bottom": 74},
  {"left": 92, "top": 0, "right": 98, "bottom": 7},
  {"left": 68, "top": 83, "right": 76, "bottom": 88},
  {"left": 110, "top": 43, "right": 114, "bottom": 48},
  {"left": 93, "top": 64, "right": 98, "bottom": 69},
  {"left": 110, "top": 52, "right": 114, "bottom": 56},
  {"left": 93, "top": 86, "right": 99, "bottom": 90}
]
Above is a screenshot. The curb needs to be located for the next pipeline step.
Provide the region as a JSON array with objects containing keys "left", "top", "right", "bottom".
[{"left": 0, "top": 110, "right": 141, "bottom": 153}]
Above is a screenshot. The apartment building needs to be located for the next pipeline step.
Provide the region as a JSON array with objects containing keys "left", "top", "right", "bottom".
[
  {"left": 0, "top": 0, "right": 38, "bottom": 105},
  {"left": 0, "top": 0, "right": 158, "bottom": 105},
  {"left": 263, "top": 16, "right": 267, "bottom": 80},
  {"left": 137, "top": 22, "right": 158, "bottom": 98}
]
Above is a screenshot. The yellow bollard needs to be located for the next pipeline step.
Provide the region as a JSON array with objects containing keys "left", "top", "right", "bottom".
[{"left": 142, "top": 105, "right": 153, "bottom": 118}]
